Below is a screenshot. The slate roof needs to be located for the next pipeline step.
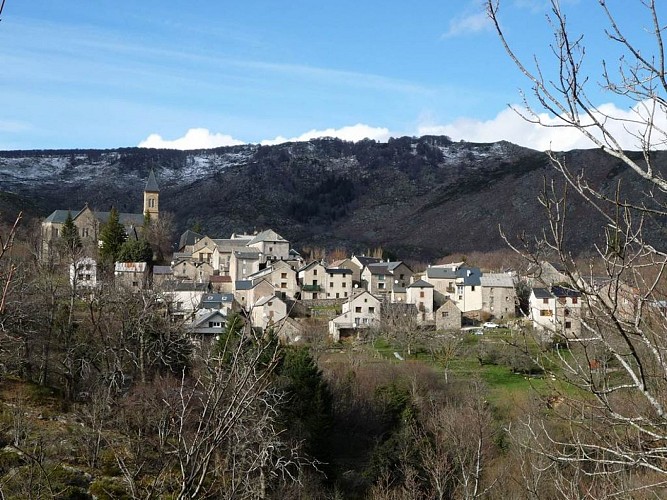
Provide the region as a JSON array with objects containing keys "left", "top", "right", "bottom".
[
  {"left": 145, "top": 169, "right": 160, "bottom": 192},
  {"left": 426, "top": 265, "right": 481, "bottom": 286},
  {"left": 408, "top": 279, "right": 433, "bottom": 288},
  {"left": 193, "top": 309, "right": 227, "bottom": 327},
  {"left": 353, "top": 255, "right": 382, "bottom": 268},
  {"left": 200, "top": 293, "right": 234, "bottom": 308},
  {"left": 367, "top": 263, "right": 392, "bottom": 275},
  {"left": 213, "top": 238, "right": 252, "bottom": 249},
  {"left": 44, "top": 207, "right": 145, "bottom": 228},
  {"left": 532, "top": 287, "right": 553, "bottom": 299},
  {"left": 480, "top": 273, "right": 514, "bottom": 288},
  {"left": 235, "top": 280, "right": 253, "bottom": 290},
  {"left": 179, "top": 230, "right": 203, "bottom": 250},
  {"left": 234, "top": 249, "right": 261, "bottom": 259},
  {"left": 551, "top": 286, "right": 581, "bottom": 298},
  {"left": 96, "top": 211, "right": 146, "bottom": 227},
  {"left": 425, "top": 266, "right": 458, "bottom": 279},
  {"left": 153, "top": 265, "right": 173, "bottom": 275},
  {"left": 247, "top": 229, "right": 287, "bottom": 245},
  {"left": 326, "top": 268, "right": 353, "bottom": 275},
  {"left": 44, "top": 209, "right": 76, "bottom": 224}
]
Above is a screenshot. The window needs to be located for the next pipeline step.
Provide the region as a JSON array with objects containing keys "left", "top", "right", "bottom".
[
  {"left": 269, "top": 246, "right": 273, "bottom": 252},
  {"left": 330, "top": 282, "right": 334, "bottom": 288},
  {"left": 378, "top": 282, "right": 385, "bottom": 290},
  {"left": 369, "top": 307, "right": 375, "bottom": 313},
  {"left": 419, "top": 291, "right": 425, "bottom": 298},
  {"left": 442, "top": 311, "right": 449, "bottom": 318},
  {"left": 149, "top": 198, "right": 155, "bottom": 208},
  {"left": 572, "top": 297, "right": 578, "bottom": 304},
  {"left": 281, "top": 272, "right": 287, "bottom": 279},
  {"left": 281, "top": 283, "right": 287, "bottom": 289},
  {"left": 540, "top": 310, "right": 552, "bottom": 316},
  {"left": 542, "top": 298, "right": 549, "bottom": 304},
  {"left": 344, "top": 292, "right": 348, "bottom": 298},
  {"left": 565, "top": 321, "right": 572, "bottom": 329},
  {"left": 378, "top": 275, "right": 385, "bottom": 281},
  {"left": 355, "top": 306, "right": 362, "bottom": 313},
  {"left": 313, "top": 269, "right": 318, "bottom": 276},
  {"left": 564, "top": 308, "right": 570, "bottom": 316},
  {"left": 399, "top": 274, "right": 404, "bottom": 280},
  {"left": 471, "top": 286, "right": 476, "bottom": 291},
  {"left": 342, "top": 282, "right": 346, "bottom": 288},
  {"left": 336, "top": 293, "right": 340, "bottom": 298}
]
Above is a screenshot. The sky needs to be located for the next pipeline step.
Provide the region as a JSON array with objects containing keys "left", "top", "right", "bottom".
[{"left": 0, "top": 0, "right": 663, "bottom": 151}]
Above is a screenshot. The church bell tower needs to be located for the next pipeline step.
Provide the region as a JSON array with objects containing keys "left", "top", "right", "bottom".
[{"left": 143, "top": 169, "right": 160, "bottom": 221}]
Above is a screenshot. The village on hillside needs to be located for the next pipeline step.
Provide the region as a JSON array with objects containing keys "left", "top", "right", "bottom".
[{"left": 39, "top": 171, "right": 630, "bottom": 346}]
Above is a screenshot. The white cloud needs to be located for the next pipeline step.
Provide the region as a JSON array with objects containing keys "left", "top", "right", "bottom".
[
  {"left": 419, "top": 102, "right": 667, "bottom": 151},
  {"left": 138, "top": 128, "right": 244, "bottom": 150},
  {"left": 260, "top": 124, "right": 392, "bottom": 145},
  {"left": 442, "top": 10, "right": 491, "bottom": 38}
]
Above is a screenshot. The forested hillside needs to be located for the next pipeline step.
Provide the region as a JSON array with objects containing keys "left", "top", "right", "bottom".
[{"left": 2, "top": 136, "right": 664, "bottom": 259}]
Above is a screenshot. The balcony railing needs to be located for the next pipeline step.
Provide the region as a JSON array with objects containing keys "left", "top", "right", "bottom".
[{"left": 302, "top": 284, "right": 322, "bottom": 292}]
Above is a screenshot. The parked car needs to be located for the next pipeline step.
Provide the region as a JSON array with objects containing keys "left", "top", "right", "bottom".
[{"left": 482, "top": 322, "right": 499, "bottom": 329}]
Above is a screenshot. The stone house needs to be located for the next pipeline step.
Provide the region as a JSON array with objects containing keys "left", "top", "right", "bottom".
[
  {"left": 190, "top": 309, "right": 227, "bottom": 336},
  {"left": 435, "top": 299, "right": 462, "bottom": 331},
  {"left": 298, "top": 261, "right": 328, "bottom": 300},
  {"left": 529, "top": 286, "right": 582, "bottom": 337},
  {"left": 406, "top": 279, "right": 435, "bottom": 322},
  {"left": 247, "top": 260, "right": 299, "bottom": 300},
  {"left": 70, "top": 257, "right": 98, "bottom": 289},
  {"left": 329, "top": 291, "right": 381, "bottom": 341},
  {"left": 234, "top": 278, "right": 275, "bottom": 310},
  {"left": 424, "top": 263, "right": 482, "bottom": 313},
  {"left": 246, "top": 229, "right": 290, "bottom": 262},
  {"left": 351, "top": 255, "right": 382, "bottom": 287},
  {"left": 161, "top": 281, "right": 209, "bottom": 322},
  {"left": 251, "top": 295, "right": 288, "bottom": 331},
  {"left": 480, "top": 273, "right": 516, "bottom": 319},
  {"left": 114, "top": 262, "right": 149, "bottom": 291},
  {"left": 325, "top": 268, "right": 353, "bottom": 300},
  {"left": 229, "top": 248, "right": 262, "bottom": 281},
  {"left": 361, "top": 261, "right": 413, "bottom": 298}
]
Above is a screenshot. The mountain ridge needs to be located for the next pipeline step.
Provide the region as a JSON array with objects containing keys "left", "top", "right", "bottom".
[{"left": 1, "top": 136, "right": 662, "bottom": 260}]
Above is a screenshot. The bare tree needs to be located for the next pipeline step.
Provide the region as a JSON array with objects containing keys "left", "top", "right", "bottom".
[{"left": 488, "top": 0, "right": 667, "bottom": 495}]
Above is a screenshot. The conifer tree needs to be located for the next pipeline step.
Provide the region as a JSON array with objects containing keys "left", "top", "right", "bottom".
[
  {"left": 99, "top": 207, "right": 126, "bottom": 263},
  {"left": 60, "top": 211, "right": 81, "bottom": 256}
]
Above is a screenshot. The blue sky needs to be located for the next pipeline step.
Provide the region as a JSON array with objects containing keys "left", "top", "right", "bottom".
[{"left": 0, "top": 0, "right": 660, "bottom": 150}]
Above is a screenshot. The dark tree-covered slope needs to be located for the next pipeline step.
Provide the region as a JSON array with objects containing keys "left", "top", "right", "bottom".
[{"left": 1, "top": 136, "right": 664, "bottom": 260}]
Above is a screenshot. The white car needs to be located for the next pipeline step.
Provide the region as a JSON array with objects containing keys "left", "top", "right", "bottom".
[{"left": 482, "top": 322, "right": 499, "bottom": 329}]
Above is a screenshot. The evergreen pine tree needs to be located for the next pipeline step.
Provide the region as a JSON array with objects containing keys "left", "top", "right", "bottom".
[
  {"left": 60, "top": 211, "right": 81, "bottom": 255},
  {"left": 99, "top": 207, "right": 127, "bottom": 263}
]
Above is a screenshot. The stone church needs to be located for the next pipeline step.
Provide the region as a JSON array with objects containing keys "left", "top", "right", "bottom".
[{"left": 41, "top": 170, "right": 160, "bottom": 260}]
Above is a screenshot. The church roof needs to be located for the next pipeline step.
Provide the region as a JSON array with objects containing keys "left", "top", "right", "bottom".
[
  {"left": 44, "top": 210, "right": 75, "bottom": 224},
  {"left": 145, "top": 169, "right": 160, "bottom": 193}
]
